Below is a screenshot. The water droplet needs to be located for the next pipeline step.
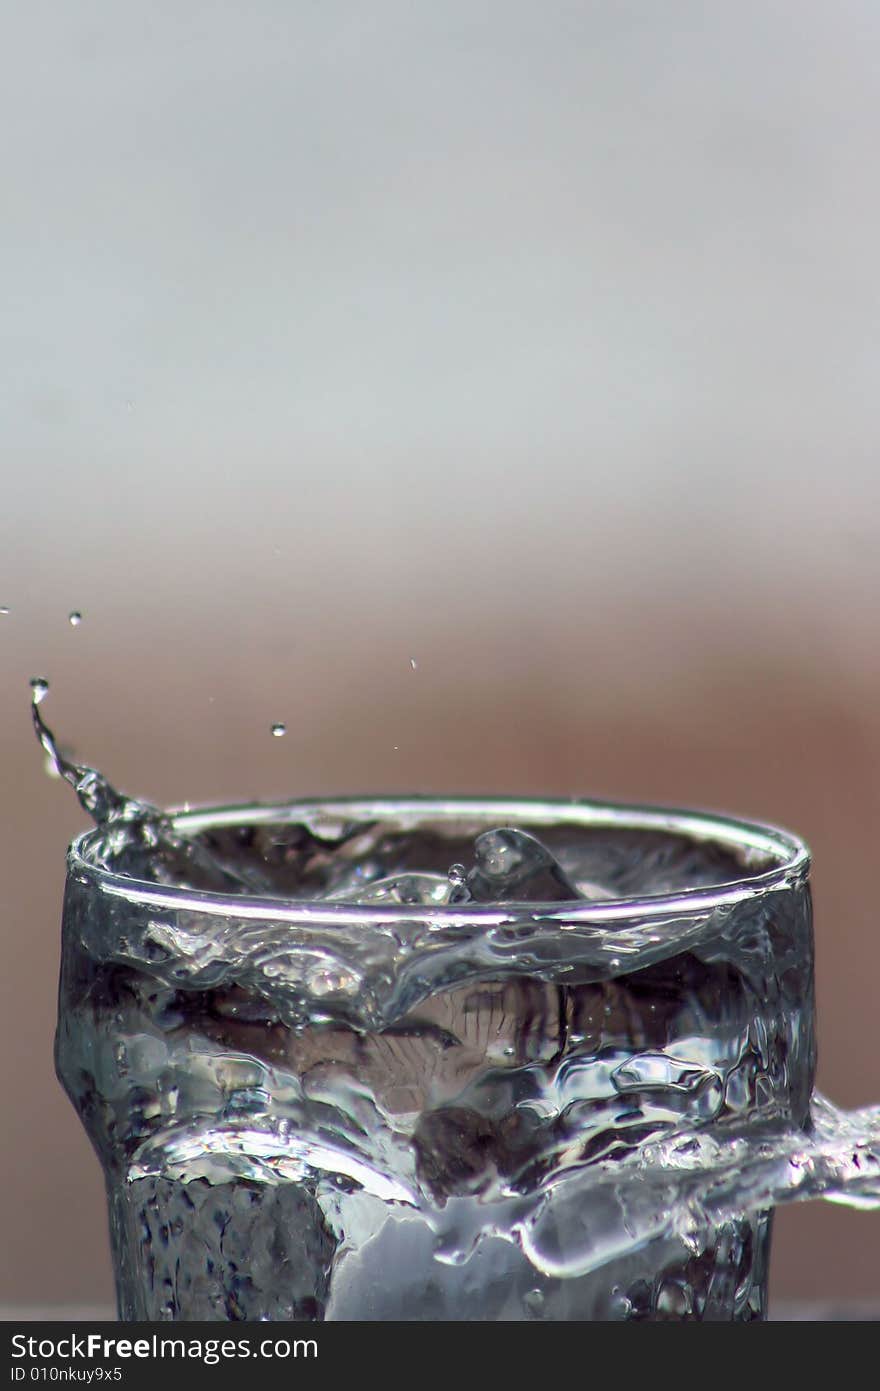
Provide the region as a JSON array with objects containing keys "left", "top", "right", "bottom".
[
  {"left": 68, "top": 611, "right": 82, "bottom": 627},
  {"left": 448, "top": 863, "right": 467, "bottom": 887},
  {"left": 523, "top": 1288, "right": 545, "bottom": 1317},
  {"left": 271, "top": 722, "right": 287, "bottom": 738},
  {"left": 409, "top": 657, "right": 418, "bottom": 670},
  {"left": 393, "top": 745, "right": 399, "bottom": 751},
  {"left": 30, "top": 677, "right": 49, "bottom": 705},
  {"left": 0, "top": 606, "right": 9, "bottom": 616}
]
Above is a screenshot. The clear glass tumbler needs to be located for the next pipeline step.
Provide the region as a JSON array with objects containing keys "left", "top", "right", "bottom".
[{"left": 56, "top": 796, "right": 815, "bottom": 1321}]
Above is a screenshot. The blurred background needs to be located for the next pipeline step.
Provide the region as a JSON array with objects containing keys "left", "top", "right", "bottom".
[{"left": 2, "top": 1, "right": 879, "bottom": 1314}]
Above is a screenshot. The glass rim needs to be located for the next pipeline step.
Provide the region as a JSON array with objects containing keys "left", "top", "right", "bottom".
[{"left": 67, "top": 794, "right": 812, "bottom": 929}]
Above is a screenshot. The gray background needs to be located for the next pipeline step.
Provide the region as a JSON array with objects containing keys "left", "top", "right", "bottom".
[{"left": 2, "top": 1, "right": 879, "bottom": 1308}]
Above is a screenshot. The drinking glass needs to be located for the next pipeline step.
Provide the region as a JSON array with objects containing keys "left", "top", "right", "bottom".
[{"left": 56, "top": 796, "right": 815, "bottom": 1321}]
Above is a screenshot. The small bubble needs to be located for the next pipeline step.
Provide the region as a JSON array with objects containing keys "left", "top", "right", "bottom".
[
  {"left": 30, "top": 677, "right": 49, "bottom": 705},
  {"left": 409, "top": 656, "right": 418, "bottom": 670},
  {"left": 393, "top": 745, "right": 399, "bottom": 751},
  {"left": 307, "top": 964, "right": 357, "bottom": 996},
  {"left": 271, "top": 722, "right": 287, "bottom": 738},
  {"left": 68, "top": 611, "right": 82, "bottom": 627},
  {"left": 448, "top": 863, "right": 467, "bottom": 887},
  {"left": 656, "top": 1280, "right": 692, "bottom": 1318}
]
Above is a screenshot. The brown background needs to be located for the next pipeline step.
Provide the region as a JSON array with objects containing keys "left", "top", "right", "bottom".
[{"left": 2, "top": 3, "right": 880, "bottom": 1310}]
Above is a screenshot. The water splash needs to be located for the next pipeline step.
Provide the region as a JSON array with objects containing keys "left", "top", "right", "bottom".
[
  {"left": 29, "top": 684, "right": 293, "bottom": 894},
  {"left": 30, "top": 677, "right": 146, "bottom": 824},
  {"left": 34, "top": 696, "right": 880, "bottom": 1317},
  {"left": 515, "top": 1093, "right": 880, "bottom": 1282}
]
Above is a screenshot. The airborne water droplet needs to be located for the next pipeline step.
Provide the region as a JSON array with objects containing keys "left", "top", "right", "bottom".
[
  {"left": 68, "top": 611, "right": 82, "bottom": 627},
  {"left": 30, "top": 677, "right": 49, "bottom": 706},
  {"left": 0, "top": 606, "right": 9, "bottom": 616},
  {"left": 409, "top": 657, "right": 418, "bottom": 670},
  {"left": 271, "top": 722, "right": 287, "bottom": 738}
]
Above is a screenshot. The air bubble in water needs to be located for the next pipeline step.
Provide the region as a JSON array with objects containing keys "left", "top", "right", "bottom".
[
  {"left": 30, "top": 677, "right": 49, "bottom": 706},
  {"left": 68, "top": 611, "right": 82, "bottom": 627},
  {"left": 271, "top": 723, "right": 287, "bottom": 738}
]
